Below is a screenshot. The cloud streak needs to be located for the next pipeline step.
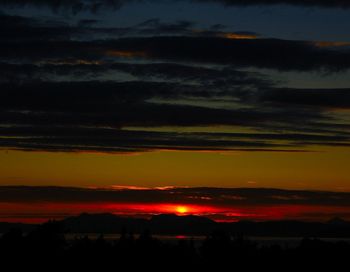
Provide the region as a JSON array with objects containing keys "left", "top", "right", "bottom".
[
  {"left": 2, "top": 37, "right": 350, "bottom": 71},
  {"left": 2, "top": 79, "right": 349, "bottom": 153},
  {"left": 2, "top": 186, "right": 350, "bottom": 206},
  {"left": 2, "top": 14, "right": 350, "bottom": 72}
]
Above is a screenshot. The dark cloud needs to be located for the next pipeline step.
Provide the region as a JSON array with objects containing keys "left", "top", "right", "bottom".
[
  {"left": 0, "top": 119, "right": 348, "bottom": 153},
  {"left": 0, "top": 0, "right": 128, "bottom": 13},
  {"left": 136, "top": 19, "right": 195, "bottom": 35},
  {"left": 0, "top": 61, "right": 270, "bottom": 88},
  {"left": 0, "top": 13, "right": 254, "bottom": 41},
  {"left": 0, "top": 125, "right": 296, "bottom": 153},
  {"left": 258, "top": 88, "right": 350, "bottom": 109},
  {"left": 1, "top": 13, "right": 350, "bottom": 72},
  {"left": 3, "top": 125, "right": 349, "bottom": 153},
  {"left": 1, "top": 186, "right": 350, "bottom": 207},
  {"left": 0, "top": 77, "right": 349, "bottom": 153},
  {"left": 0, "top": 13, "right": 74, "bottom": 41},
  {"left": 0, "top": 13, "right": 349, "bottom": 154},
  {"left": 0, "top": 14, "right": 199, "bottom": 42},
  {"left": 1, "top": 36, "right": 350, "bottom": 71},
  {"left": 0, "top": 80, "right": 328, "bottom": 126},
  {"left": 101, "top": 36, "right": 350, "bottom": 71},
  {"left": 1, "top": 0, "right": 350, "bottom": 13}
]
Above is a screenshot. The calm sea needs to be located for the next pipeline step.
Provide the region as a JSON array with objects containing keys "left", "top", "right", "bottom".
[{"left": 64, "top": 234, "right": 350, "bottom": 248}]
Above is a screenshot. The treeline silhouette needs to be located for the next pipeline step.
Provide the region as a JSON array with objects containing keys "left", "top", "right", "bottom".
[{"left": 1, "top": 220, "right": 349, "bottom": 271}]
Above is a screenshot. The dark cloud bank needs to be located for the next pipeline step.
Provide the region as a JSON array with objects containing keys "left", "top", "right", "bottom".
[
  {"left": 1, "top": 186, "right": 350, "bottom": 206},
  {"left": 0, "top": 13, "right": 349, "bottom": 153}
]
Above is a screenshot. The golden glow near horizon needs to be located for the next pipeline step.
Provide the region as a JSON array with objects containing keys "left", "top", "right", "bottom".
[{"left": 0, "top": 147, "right": 349, "bottom": 192}]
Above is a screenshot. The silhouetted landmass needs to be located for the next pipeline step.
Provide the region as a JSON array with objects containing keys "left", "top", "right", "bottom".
[
  {"left": 229, "top": 218, "right": 350, "bottom": 238},
  {"left": 62, "top": 213, "right": 148, "bottom": 233},
  {"left": 149, "top": 214, "right": 216, "bottom": 234},
  {"left": 2, "top": 213, "right": 350, "bottom": 237},
  {"left": 62, "top": 213, "right": 350, "bottom": 237},
  {"left": 0, "top": 220, "right": 349, "bottom": 270},
  {"left": 0, "top": 222, "right": 36, "bottom": 234}
]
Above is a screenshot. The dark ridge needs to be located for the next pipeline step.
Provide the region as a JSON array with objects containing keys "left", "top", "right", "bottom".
[{"left": 2, "top": 213, "right": 350, "bottom": 237}]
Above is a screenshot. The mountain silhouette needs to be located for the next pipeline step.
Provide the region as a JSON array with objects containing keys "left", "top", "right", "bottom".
[
  {"left": 327, "top": 217, "right": 350, "bottom": 226},
  {"left": 149, "top": 213, "right": 216, "bottom": 234},
  {"left": 0, "top": 222, "right": 36, "bottom": 234},
  {"left": 2, "top": 213, "right": 350, "bottom": 237},
  {"left": 62, "top": 213, "right": 147, "bottom": 233}
]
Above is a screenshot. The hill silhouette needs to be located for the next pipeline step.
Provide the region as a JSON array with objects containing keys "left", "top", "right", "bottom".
[
  {"left": 2, "top": 213, "right": 350, "bottom": 237},
  {"left": 0, "top": 222, "right": 36, "bottom": 234},
  {"left": 58, "top": 213, "right": 350, "bottom": 237},
  {"left": 149, "top": 213, "right": 216, "bottom": 234},
  {"left": 62, "top": 213, "right": 148, "bottom": 233}
]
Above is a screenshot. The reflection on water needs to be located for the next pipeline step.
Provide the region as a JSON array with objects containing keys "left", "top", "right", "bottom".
[{"left": 64, "top": 233, "right": 350, "bottom": 248}]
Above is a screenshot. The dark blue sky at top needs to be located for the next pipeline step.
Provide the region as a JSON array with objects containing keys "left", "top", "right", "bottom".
[
  {"left": 4, "top": 1, "right": 350, "bottom": 88},
  {"left": 3, "top": 2, "right": 350, "bottom": 42}
]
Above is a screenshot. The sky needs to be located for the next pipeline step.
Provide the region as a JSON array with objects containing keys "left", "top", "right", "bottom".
[{"left": 0, "top": 0, "right": 350, "bottom": 222}]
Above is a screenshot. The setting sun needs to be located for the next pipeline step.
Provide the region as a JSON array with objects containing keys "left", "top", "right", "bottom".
[{"left": 176, "top": 206, "right": 188, "bottom": 214}]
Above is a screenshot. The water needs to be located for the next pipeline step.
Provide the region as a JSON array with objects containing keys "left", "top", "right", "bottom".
[
  {"left": 2, "top": 232, "right": 349, "bottom": 248},
  {"left": 64, "top": 233, "right": 350, "bottom": 248}
]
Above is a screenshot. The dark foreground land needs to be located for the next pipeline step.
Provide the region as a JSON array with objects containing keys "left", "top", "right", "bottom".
[{"left": 1, "top": 219, "right": 350, "bottom": 271}]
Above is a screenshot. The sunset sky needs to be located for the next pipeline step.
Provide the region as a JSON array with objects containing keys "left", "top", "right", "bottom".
[{"left": 0, "top": 0, "right": 350, "bottom": 223}]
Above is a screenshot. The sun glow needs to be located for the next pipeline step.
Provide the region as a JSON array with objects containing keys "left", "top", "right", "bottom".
[{"left": 175, "top": 206, "right": 189, "bottom": 214}]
